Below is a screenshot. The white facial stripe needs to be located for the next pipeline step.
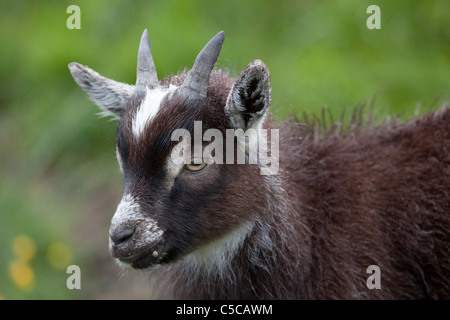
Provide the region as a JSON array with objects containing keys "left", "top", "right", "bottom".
[
  {"left": 166, "top": 150, "right": 187, "bottom": 182},
  {"left": 116, "top": 145, "right": 123, "bottom": 174},
  {"left": 132, "top": 85, "right": 178, "bottom": 138},
  {"left": 111, "top": 194, "right": 164, "bottom": 248}
]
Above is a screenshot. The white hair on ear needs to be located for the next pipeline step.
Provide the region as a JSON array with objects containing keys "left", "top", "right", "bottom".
[
  {"left": 225, "top": 59, "right": 271, "bottom": 131},
  {"left": 68, "top": 62, "right": 135, "bottom": 119}
]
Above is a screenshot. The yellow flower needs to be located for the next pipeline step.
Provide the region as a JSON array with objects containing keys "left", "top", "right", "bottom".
[
  {"left": 9, "top": 260, "right": 34, "bottom": 290},
  {"left": 47, "top": 242, "right": 72, "bottom": 269},
  {"left": 11, "top": 235, "right": 36, "bottom": 262}
]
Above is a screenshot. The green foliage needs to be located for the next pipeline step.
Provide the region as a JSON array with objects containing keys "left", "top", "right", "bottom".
[{"left": 0, "top": 0, "right": 448, "bottom": 299}]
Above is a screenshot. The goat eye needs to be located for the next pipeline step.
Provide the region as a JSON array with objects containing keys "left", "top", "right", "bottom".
[{"left": 184, "top": 159, "right": 207, "bottom": 172}]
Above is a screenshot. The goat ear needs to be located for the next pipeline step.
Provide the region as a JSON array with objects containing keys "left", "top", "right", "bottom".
[
  {"left": 225, "top": 60, "right": 271, "bottom": 130},
  {"left": 68, "top": 62, "right": 135, "bottom": 119}
]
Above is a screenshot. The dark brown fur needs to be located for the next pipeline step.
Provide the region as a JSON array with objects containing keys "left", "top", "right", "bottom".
[
  {"left": 118, "top": 66, "right": 450, "bottom": 299},
  {"left": 139, "top": 73, "right": 450, "bottom": 299},
  {"left": 70, "top": 52, "right": 450, "bottom": 299},
  {"left": 276, "top": 107, "right": 450, "bottom": 299}
]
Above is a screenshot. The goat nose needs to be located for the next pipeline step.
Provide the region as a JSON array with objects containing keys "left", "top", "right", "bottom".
[{"left": 110, "top": 226, "right": 135, "bottom": 246}]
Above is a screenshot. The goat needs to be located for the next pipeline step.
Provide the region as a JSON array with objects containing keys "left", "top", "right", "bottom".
[{"left": 69, "top": 30, "right": 450, "bottom": 299}]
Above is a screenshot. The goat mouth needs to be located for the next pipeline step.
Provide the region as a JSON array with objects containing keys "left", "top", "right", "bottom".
[
  {"left": 118, "top": 247, "right": 179, "bottom": 269},
  {"left": 117, "top": 249, "right": 160, "bottom": 269},
  {"left": 116, "top": 243, "right": 167, "bottom": 269},
  {"left": 132, "top": 251, "right": 159, "bottom": 269}
]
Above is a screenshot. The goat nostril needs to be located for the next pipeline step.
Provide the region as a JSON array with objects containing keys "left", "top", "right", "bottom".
[{"left": 110, "top": 226, "right": 135, "bottom": 246}]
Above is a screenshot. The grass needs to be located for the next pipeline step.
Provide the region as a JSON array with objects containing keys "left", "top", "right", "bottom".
[{"left": 0, "top": 0, "right": 448, "bottom": 299}]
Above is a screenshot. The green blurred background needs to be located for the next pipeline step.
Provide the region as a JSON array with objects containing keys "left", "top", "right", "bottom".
[{"left": 0, "top": 0, "right": 448, "bottom": 299}]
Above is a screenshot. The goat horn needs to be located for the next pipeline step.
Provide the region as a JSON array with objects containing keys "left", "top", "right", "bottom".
[
  {"left": 136, "top": 29, "right": 158, "bottom": 91},
  {"left": 181, "top": 31, "right": 225, "bottom": 98}
]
